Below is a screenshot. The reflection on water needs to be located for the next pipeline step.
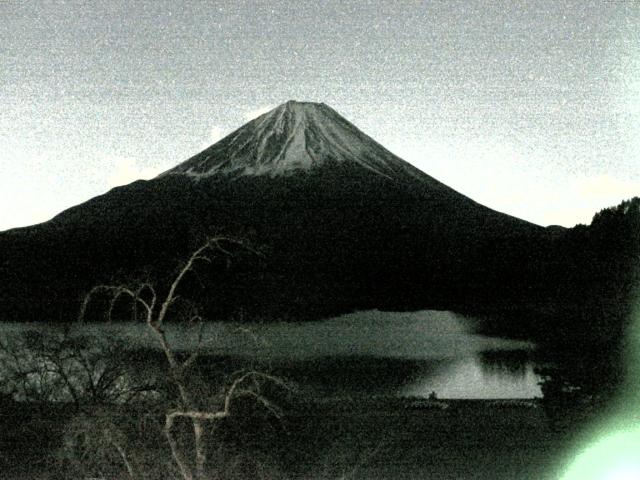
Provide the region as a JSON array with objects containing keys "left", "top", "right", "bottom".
[
  {"left": 479, "top": 349, "right": 534, "bottom": 379},
  {"left": 0, "top": 310, "right": 542, "bottom": 399},
  {"left": 401, "top": 353, "right": 541, "bottom": 399}
]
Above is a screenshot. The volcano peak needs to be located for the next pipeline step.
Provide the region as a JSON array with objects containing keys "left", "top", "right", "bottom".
[
  {"left": 281, "top": 99, "right": 325, "bottom": 109},
  {"left": 161, "top": 101, "right": 433, "bottom": 183}
]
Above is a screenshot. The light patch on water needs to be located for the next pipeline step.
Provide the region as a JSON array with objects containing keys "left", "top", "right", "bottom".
[{"left": 401, "top": 356, "right": 541, "bottom": 399}]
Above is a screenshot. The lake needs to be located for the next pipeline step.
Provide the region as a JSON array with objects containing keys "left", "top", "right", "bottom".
[{"left": 0, "top": 309, "right": 541, "bottom": 399}]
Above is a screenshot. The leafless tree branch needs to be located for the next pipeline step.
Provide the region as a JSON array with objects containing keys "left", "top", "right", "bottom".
[{"left": 75, "top": 236, "right": 284, "bottom": 480}]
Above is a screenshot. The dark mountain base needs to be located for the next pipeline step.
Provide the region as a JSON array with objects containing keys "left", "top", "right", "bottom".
[{"left": 0, "top": 169, "right": 553, "bottom": 323}]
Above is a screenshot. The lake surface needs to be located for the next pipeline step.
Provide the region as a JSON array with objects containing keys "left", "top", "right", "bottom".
[{"left": 1, "top": 310, "right": 541, "bottom": 399}]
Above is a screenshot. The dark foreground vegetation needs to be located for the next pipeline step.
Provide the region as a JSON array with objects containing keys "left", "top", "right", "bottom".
[
  {"left": 0, "top": 326, "right": 604, "bottom": 480},
  {"left": 478, "top": 198, "right": 640, "bottom": 413},
  {"left": 1, "top": 392, "right": 586, "bottom": 480}
]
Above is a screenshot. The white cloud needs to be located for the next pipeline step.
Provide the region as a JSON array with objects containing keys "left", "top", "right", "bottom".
[
  {"left": 197, "top": 125, "right": 227, "bottom": 151},
  {"left": 106, "top": 157, "right": 166, "bottom": 189},
  {"left": 243, "top": 105, "right": 274, "bottom": 121},
  {"left": 210, "top": 126, "right": 224, "bottom": 143}
]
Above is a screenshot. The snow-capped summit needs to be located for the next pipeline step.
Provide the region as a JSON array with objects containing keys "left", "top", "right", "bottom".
[{"left": 162, "top": 100, "right": 430, "bottom": 183}]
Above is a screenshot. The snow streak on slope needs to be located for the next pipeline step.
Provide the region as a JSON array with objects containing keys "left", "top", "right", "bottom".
[{"left": 161, "top": 101, "right": 437, "bottom": 185}]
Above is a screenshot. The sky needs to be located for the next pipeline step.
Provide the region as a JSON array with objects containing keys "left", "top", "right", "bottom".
[{"left": 1, "top": 0, "right": 639, "bottom": 230}]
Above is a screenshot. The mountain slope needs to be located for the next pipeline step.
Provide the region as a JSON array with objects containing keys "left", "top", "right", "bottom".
[
  {"left": 162, "top": 101, "right": 437, "bottom": 183},
  {"left": 0, "top": 101, "right": 553, "bottom": 323}
]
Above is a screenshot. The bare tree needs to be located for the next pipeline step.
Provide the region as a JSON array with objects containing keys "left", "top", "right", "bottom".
[
  {"left": 80, "top": 237, "right": 289, "bottom": 480},
  {"left": 0, "top": 330, "right": 157, "bottom": 407}
]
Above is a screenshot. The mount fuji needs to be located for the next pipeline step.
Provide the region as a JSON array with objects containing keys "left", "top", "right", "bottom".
[
  {"left": 163, "top": 101, "right": 436, "bottom": 182},
  {"left": 0, "top": 101, "right": 555, "bottom": 323}
]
